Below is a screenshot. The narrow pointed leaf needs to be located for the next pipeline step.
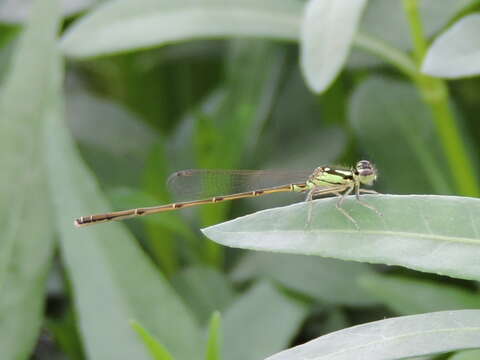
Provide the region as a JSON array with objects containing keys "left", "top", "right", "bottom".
[
  {"left": 232, "top": 252, "right": 376, "bottom": 306},
  {"left": 203, "top": 195, "right": 480, "bottom": 281},
  {"left": 205, "top": 312, "right": 222, "bottom": 360},
  {"left": 450, "top": 349, "right": 480, "bottom": 360},
  {"left": 131, "top": 320, "right": 175, "bottom": 360},
  {"left": 0, "top": 0, "right": 97, "bottom": 23},
  {"left": 45, "top": 88, "right": 201, "bottom": 359},
  {"left": 349, "top": 77, "right": 452, "bottom": 195},
  {"left": 422, "top": 14, "right": 480, "bottom": 78},
  {"left": 223, "top": 282, "right": 307, "bottom": 360},
  {"left": 173, "top": 266, "right": 235, "bottom": 324},
  {"left": 67, "top": 91, "right": 156, "bottom": 158},
  {"left": 265, "top": 310, "right": 480, "bottom": 360},
  {"left": 359, "top": 273, "right": 480, "bottom": 315},
  {"left": 61, "top": 0, "right": 302, "bottom": 58},
  {"left": 301, "top": 0, "right": 368, "bottom": 93},
  {"left": 350, "top": 0, "right": 472, "bottom": 68},
  {"left": 0, "top": 0, "right": 60, "bottom": 357}
]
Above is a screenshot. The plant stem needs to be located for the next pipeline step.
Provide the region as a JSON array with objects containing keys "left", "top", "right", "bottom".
[
  {"left": 402, "top": 0, "right": 479, "bottom": 197},
  {"left": 353, "top": 33, "right": 417, "bottom": 79},
  {"left": 403, "top": 0, "right": 427, "bottom": 63}
]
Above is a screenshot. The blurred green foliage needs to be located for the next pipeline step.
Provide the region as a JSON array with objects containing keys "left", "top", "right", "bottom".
[{"left": 1, "top": 0, "right": 480, "bottom": 359}]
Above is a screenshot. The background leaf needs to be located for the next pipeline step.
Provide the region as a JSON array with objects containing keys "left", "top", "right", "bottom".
[
  {"left": 265, "top": 310, "right": 480, "bottom": 360},
  {"left": 349, "top": 0, "right": 472, "bottom": 68},
  {"left": 449, "top": 349, "right": 480, "bottom": 360},
  {"left": 0, "top": 0, "right": 99, "bottom": 23},
  {"left": 60, "top": 0, "right": 302, "bottom": 58},
  {"left": 359, "top": 273, "right": 480, "bottom": 315},
  {"left": 205, "top": 311, "right": 222, "bottom": 360},
  {"left": 301, "top": 0, "right": 368, "bottom": 92},
  {"left": 173, "top": 266, "right": 236, "bottom": 324},
  {"left": 422, "top": 14, "right": 480, "bottom": 78},
  {"left": 0, "top": 0, "right": 59, "bottom": 357},
  {"left": 222, "top": 282, "right": 307, "bottom": 360},
  {"left": 45, "top": 85, "right": 202, "bottom": 359},
  {"left": 349, "top": 76, "right": 452, "bottom": 195},
  {"left": 0, "top": 24, "right": 18, "bottom": 82},
  {"left": 66, "top": 89, "right": 157, "bottom": 187},
  {"left": 232, "top": 253, "right": 377, "bottom": 306},
  {"left": 131, "top": 320, "right": 175, "bottom": 360}
]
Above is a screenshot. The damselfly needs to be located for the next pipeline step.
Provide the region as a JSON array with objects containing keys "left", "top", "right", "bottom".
[{"left": 74, "top": 160, "right": 381, "bottom": 228}]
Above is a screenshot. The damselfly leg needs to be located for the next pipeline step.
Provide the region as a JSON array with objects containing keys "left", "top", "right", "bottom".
[{"left": 356, "top": 187, "right": 382, "bottom": 217}]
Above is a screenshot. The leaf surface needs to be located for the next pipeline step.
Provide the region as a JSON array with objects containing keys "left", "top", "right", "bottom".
[
  {"left": 222, "top": 282, "right": 307, "bottom": 360},
  {"left": 232, "top": 253, "right": 376, "bottom": 306},
  {"left": 203, "top": 195, "right": 480, "bottom": 281},
  {"left": 422, "top": 14, "right": 480, "bottom": 78},
  {"left": 349, "top": 77, "right": 452, "bottom": 195},
  {"left": 360, "top": 273, "right": 480, "bottom": 315},
  {"left": 265, "top": 310, "right": 480, "bottom": 360},
  {"left": 46, "top": 84, "right": 202, "bottom": 360},
  {"left": 0, "top": 0, "right": 59, "bottom": 357},
  {"left": 301, "top": 0, "right": 368, "bottom": 92},
  {"left": 131, "top": 320, "right": 175, "bottom": 360},
  {"left": 61, "top": 0, "right": 302, "bottom": 58}
]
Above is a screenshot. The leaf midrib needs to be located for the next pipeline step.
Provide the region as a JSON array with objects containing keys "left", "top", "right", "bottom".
[
  {"left": 218, "top": 229, "right": 480, "bottom": 245},
  {"left": 86, "top": 6, "right": 300, "bottom": 32},
  {"left": 306, "top": 326, "right": 480, "bottom": 360}
]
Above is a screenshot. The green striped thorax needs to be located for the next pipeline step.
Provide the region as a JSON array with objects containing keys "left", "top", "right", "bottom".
[{"left": 304, "top": 160, "right": 377, "bottom": 190}]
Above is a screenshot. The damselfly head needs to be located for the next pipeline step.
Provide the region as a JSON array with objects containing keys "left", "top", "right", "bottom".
[{"left": 355, "top": 160, "right": 377, "bottom": 185}]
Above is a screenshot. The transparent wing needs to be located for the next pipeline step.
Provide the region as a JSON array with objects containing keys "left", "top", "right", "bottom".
[{"left": 167, "top": 169, "right": 313, "bottom": 201}]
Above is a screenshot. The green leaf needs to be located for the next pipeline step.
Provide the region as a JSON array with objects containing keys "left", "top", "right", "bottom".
[
  {"left": 359, "top": 273, "right": 480, "bottom": 315},
  {"left": 321, "top": 309, "right": 349, "bottom": 335},
  {"left": 108, "top": 187, "right": 196, "bottom": 274},
  {"left": 47, "top": 309, "right": 85, "bottom": 360},
  {"left": 265, "top": 310, "right": 480, "bottom": 360},
  {"left": 0, "top": 0, "right": 60, "bottom": 358},
  {"left": 349, "top": 77, "right": 452, "bottom": 195},
  {"left": 45, "top": 83, "right": 202, "bottom": 359},
  {"left": 173, "top": 266, "right": 236, "bottom": 325},
  {"left": 196, "top": 39, "right": 288, "bottom": 265},
  {"left": 203, "top": 195, "right": 480, "bottom": 281},
  {"left": 349, "top": 0, "right": 472, "bottom": 68},
  {"left": 67, "top": 90, "right": 156, "bottom": 158},
  {"left": 0, "top": 24, "right": 18, "bottom": 48},
  {"left": 143, "top": 140, "right": 172, "bottom": 203},
  {"left": 232, "top": 253, "right": 377, "bottom": 306},
  {"left": 301, "top": 0, "right": 368, "bottom": 93},
  {"left": 60, "top": 0, "right": 302, "bottom": 58},
  {"left": 0, "top": 25, "right": 19, "bottom": 82},
  {"left": 131, "top": 320, "right": 175, "bottom": 360},
  {"left": 66, "top": 90, "right": 157, "bottom": 188},
  {"left": 0, "top": 0, "right": 98, "bottom": 23},
  {"left": 222, "top": 282, "right": 307, "bottom": 360},
  {"left": 258, "top": 67, "right": 347, "bottom": 172},
  {"left": 450, "top": 349, "right": 480, "bottom": 360},
  {"left": 422, "top": 14, "right": 480, "bottom": 78},
  {"left": 205, "top": 311, "right": 222, "bottom": 360},
  {"left": 197, "top": 40, "right": 287, "bottom": 170}
]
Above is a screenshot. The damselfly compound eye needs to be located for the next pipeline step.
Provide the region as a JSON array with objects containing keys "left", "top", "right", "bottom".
[{"left": 356, "top": 160, "right": 377, "bottom": 185}]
